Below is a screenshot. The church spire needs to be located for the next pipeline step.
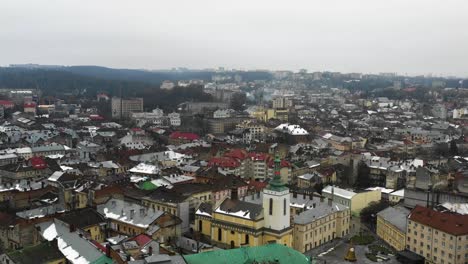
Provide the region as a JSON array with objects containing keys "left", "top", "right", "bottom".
[{"left": 267, "top": 155, "right": 287, "bottom": 192}]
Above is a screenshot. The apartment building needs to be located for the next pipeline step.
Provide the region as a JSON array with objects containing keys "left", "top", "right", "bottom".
[
  {"left": 376, "top": 206, "right": 410, "bottom": 251},
  {"left": 111, "top": 97, "right": 144, "bottom": 119},
  {"left": 293, "top": 201, "right": 350, "bottom": 252},
  {"left": 272, "top": 97, "right": 293, "bottom": 109},
  {"left": 406, "top": 205, "right": 468, "bottom": 264}
]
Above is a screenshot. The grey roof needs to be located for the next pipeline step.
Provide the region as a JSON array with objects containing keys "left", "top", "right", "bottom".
[
  {"left": 377, "top": 206, "right": 411, "bottom": 233},
  {"left": 216, "top": 198, "right": 263, "bottom": 220},
  {"left": 294, "top": 202, "right": 348, "bottom": 225}
]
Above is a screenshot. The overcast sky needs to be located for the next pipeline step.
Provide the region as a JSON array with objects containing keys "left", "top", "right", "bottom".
[{"left": 1, "top": 0, "right": 467, "bottom": 77}]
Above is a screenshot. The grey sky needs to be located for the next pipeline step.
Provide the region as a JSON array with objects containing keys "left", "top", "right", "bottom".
[{"left": 1, "top": 0, "right": 467, "bottom": 77}]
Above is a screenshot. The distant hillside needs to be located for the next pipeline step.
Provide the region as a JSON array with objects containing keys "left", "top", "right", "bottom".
[
  {"left": 0, "top": 67, "right": 156, "bottom": 97},
  {"left": 0, "top": 67, "right": 214, "bottom": 111},
  {"left": 63, "top": 66, "right": 272, "bottom": 85}
]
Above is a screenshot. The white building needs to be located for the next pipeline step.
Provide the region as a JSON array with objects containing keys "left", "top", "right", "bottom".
[
  {"left": 213, "top": 109, "right": 235, "bottom": 119},
  {"left": 160, "top": 81, "right": 175, "bottom": 90},
  {"left": 168, "top": 112, "right": 181, "bottom": 126}
]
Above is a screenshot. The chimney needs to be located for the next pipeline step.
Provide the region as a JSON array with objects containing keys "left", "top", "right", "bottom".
[
  {"left": 303, "top": 193, "right": 306, "bottom": 199},
  {"left": 293, "top": 192, "right": 297, "bottom": 198},
  {"left": 149, "top": 246, "right": 153, "bottom": 256},
  {"left": 130, "top": 209, "right": 135, "bottom": 219},
  {"left": 231, "top": 187, "right": 238, "bottom": 200},
  {"left": 106, "top": 244, "right": 111, "bottom": 258},
  {"left": 69, "top": 224, "right": 76, "bottom": 233},
  {"left": 257, "top": 192, "right": 260, "bottom": 198},
  {"left": 328, "top": 198, "right": 332, "bottom": 206},
  {"left": 140, "top": 208, "right": 145, "bottom": 217}
]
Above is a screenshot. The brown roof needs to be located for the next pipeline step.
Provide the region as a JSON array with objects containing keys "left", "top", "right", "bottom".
[{"left": 409, "top": 205, "right": 468, "bottom": 236}]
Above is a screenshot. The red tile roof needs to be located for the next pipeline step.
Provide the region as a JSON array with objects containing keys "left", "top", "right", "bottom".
[
  {"left": 30, "top": 156, "right": 47, "bottom": 169},
  {"left": 129, "top": 234, "right": 152, "bottom": 247},
  {"left": 89, "top": 115, "right": 104, "bottom": 120},
  {"left": 224, "top": 149, "right": 248, "bottom": 160},
  {"left": 169, "top": 131, "right": 200, "bottom": 141},
  {"left": 248, "top": 180, "right": 268, "bottom": 192},
  {"left": 0, "top": 100, "right": 14, "bottom": 108},
  {"left": 208, "top": 157, "right": 240, "bottom": 168},
  {"left": 267, "top": 158, "right": 291, "bottom": 168},
  {"left": 91, "top": 240, "right": 106, "bottom": 252},
  {"left": 24, "top": 103, "right": 36, "bottom": 108},
  {"left": 248, "top": 152, "right": 269, "bottom": 161},
  {"left": 409, "top": 205, "right": 468, "bottom": 236}
]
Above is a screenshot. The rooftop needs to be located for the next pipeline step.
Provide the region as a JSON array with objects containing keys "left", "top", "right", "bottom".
[
  {"left": 409, "top": 205, "right": 468, "bottom": 236},
  {"left": 377, "top": 206, "right": 411, "bottom": 233},
  {"left": 183, "top": 243, "right": 310, "bottom": 264}
]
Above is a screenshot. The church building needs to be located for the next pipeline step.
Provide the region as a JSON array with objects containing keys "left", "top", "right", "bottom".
[{"left": 195, "top": 156, "right": 293, "bottom": 248}]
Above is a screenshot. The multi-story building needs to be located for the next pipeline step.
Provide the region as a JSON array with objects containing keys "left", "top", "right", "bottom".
[
  {"left": 376, "top": 206, "right": 410, "bottom": 251},
  {"left": 195, "top": 158, "right": 293, "bottom": 249},
  {"left": 293, "top": 200, "right": 350, "bottom": 253},
  {"left": 111, "top": 97, "right": 143, "bottom": 119},
  {"left": 406, "top": 205, "right": 468, "bottom": 264},
  {"left": 322, "top": 186, "right": 381, "bottom": 216},
  {"left": 272, "top": 97, "right": 293, "bottom": 109}
]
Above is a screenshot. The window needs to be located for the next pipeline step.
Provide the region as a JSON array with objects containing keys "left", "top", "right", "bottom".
[
  {"left": 218, "top": 228, "right": 222, "bottom": 241},
  {"left": 199, "top": 220, "right": 203, "bottom": 232},
  {"left": 283, "top": 198, "right": 287, "bottom": 215},
  {"left": 269, "top": 198, "right": 273, "bottom": 215}
]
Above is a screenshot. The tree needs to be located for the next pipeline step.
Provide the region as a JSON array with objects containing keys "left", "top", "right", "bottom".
[
  {"left": 230, "top": 92, "right": 246, "bottom": 111},
  {"left": 360, "top": 200, "right": 389, "bottom": 229},
  {"left": 355, "top": 161, "right": 371, "bottom": 189}
]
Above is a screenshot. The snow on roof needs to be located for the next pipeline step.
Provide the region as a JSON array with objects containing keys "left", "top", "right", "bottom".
[
  {"left": 16, "top": 204, "right": 65, "bottom": 219},
  {"left": 162, "top": 175, "right": 194, "bottom": 184},
  {"left": 37, "top": 219, "right": 105, "bottom": 264},
  {"left": 274, "top": 123, "right": 309, "bottom": 135},
  {"left": 97, "top": 198, "right": 164, "bottom": 229},
  {"left": 366, "top": 186, "right": 394, "bottom": 194},
  {"left": 440, "top": 202, "right": 468, "bottom": 215},
  {"left": 215, "top": 207, "right": 251, "bottom": 219},
  {"left": 390, "top": 189, "right": 405, "bottom": 197},
  {"left": 129, "top": 163, "right": 160, "bottom": 175},
  {"left": 196, "top": 209, "right": 212, "bottom": 217},
  {"left": 0, "top": 179, "right": 46, "bottom": 193},
  {"left": 48, "top": 171, "right": 65, "bottom": 182},
  {"left": 0, "top": 153, "right": 17, "bottom": 159},
  {"left": 323, "top": 186, "right": 356, "bottom": 199}
]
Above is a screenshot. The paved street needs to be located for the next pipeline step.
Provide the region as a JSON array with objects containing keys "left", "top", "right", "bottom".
[{"left": 305, "top": 234, "right": 401, "bottom": 264}]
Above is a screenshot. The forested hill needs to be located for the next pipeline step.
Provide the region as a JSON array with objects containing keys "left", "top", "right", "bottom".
[
  {"left": 62, "top": 66, "right": 272, "bottom": 84},
  {"left": 0, "top": 66, "right": 271, "bottom": 110},
  {"left": 0, "top": 67, "right": 157, "bottom": 97},
  {"left": 0, "top": 66, "right": 272, "bottom": 95}
]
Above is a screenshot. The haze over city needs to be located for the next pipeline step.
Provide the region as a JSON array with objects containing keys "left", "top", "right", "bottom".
[{"left": 1, "top": 0, "right": 468, "bottom": 77}]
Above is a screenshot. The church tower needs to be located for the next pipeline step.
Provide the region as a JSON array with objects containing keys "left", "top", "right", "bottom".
[{"left": 263, "top": 155, "right": 290, "bottom": 231}]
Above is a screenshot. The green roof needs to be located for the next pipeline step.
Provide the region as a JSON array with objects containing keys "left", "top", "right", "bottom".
[
  {"left": 7, "top": 241, "right": 65, "bottom": 264},
  {"left": 267, "top": 156, "right": 288, "bottom": 192},
  {"left": 183, "top": 243, "right": 310, "bottom": 264},
  {"left": 139, "top": 180, "right": 157, "bottom": 190},
  {"left": 91, "top": 255, "right": 114, "bottom": 264}
]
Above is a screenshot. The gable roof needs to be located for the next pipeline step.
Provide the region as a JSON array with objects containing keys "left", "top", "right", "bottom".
[
  {"left": 58, "top": 208, "right": 105, "bottom": 229},
  {"left": 409, "top": 205, "right": 468, "bottom": 236},
  {"left": 215, "top": 198, "right": 263, "bottom": 220},
  {"left": 6, "top": 241, "right": 65, "bottom": 264}
]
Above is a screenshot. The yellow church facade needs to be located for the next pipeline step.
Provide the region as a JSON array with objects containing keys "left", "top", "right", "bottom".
[{"left": 195, "top": 156, "right": 293, "bottom": 249}]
